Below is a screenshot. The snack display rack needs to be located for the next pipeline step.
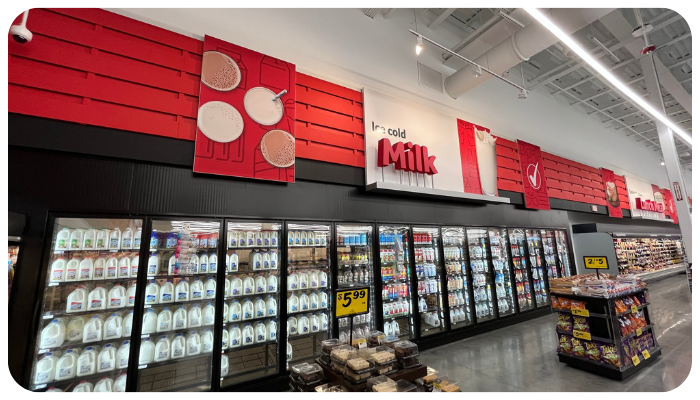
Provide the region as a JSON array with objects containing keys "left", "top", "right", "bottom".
[
  {"left": 613, "top": 237, "right": 687, "bottom": 275},
  {"left": 552, "top": 288, "right": 661, "bottom": 380}
]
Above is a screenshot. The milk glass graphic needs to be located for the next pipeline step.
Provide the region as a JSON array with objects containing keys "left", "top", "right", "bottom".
[{"left": 475, "top": 127, "right": 498, "bottom": 196}]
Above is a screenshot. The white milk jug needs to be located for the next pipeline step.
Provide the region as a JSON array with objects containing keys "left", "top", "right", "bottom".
[
  {"left": 66, "top": 316, "right": 85, "bottom": 342},
  {"left": 160, "top": 280, "right": 174, "bottom": 304},
  {"left": 123, "top": 310, "right": 134, "bottom": 337},
  {"left": 287, "top": 273, "right": 298, "bottom": 291},
  {"left": 97, "top": 344, "right": 116, "bottom": 373},
  {"left": 202, "top": 329, "right": 214, "bottom": 352},
  {"left": 167, "top": 256, "right": 177, "bottom": 275},
  {"left": 263, "top": 231, "right": 271, "bottom": 246},
  {"left": 309, "top": 292, "right": 319, "bottom": 310},
  {"left": 93, "top": 257, "right": 106, "bottom": 280},
  {"left": 66, "top": 286, "right": 88, "bottom": 313},
  {"left": 96, "top": 229, "right": 109, "bottom": 250},
  {"left": 78, "top": 258, "right": 94, "bottom": 281},
  {"left": 118, "top": 256, "right": 130, "bottom": 278},
  {"left": 287, "top": 316, "right": 298, "bottom": 335},
  {"left": 221, "top": 355, "right": 229, "bottom": 377},
  {"left": 171, "top": 334, "right": 185, "bottom": 359},
  {"left": 103, "top": 313, "right": 123, "bottom": 340},
  {"left": 130, "top": 255, "right": 139, "bottom": 278},
  {"left": 105, "top": 256, "right": 118, "bottom": 279},
  {"left": 55, "top": 228, "right": 71, "bottom": 251},
  {"left": 88, "top": 286, "right": 107, "bottom": 310},
  {"left": 391, "top": 320, "right": 400, "bottom": 336},
  {"left": 188, "top": 304, "right": 202, "bottom": 327},
  {"left": 246, "top": 232, "right": 255, "bottom": 247},
  {"left": 203, "top": 303, "right": 216, "bottom": 325},
  {"left": 55, "top": 349, "right": 78, "bottom": 380},
  {"left": 242, "top": 324, "right": 254, "bottom": 346},
  {"left": 254, "top": 297, "right": 266, "bottom": 318},
  {"left": 121, "top": 228, "right": 133, "bottom": 249},
  {"left": 255, "top": 231, "right": 263, "bottom": 246},
  {"left": 221, "top": 328, "right": 229, "bottom": 350},
  {"left": 176, "top": 280, "right": 190, "bottom": 301},
  {"left": 144, "top": 280, "right": 159, "bottom": 305},
  {"left": 255, "top": 275, "right": 267, "bottom": 294},
  {"left": 65, "top": 256, "right": 80, "bottom": 282},
  {"left": 270, "top": 250, "right": 278, "bottom": 269},
  {"left": 109, "top": 228, "right": 121, "bottom": 250},
  {"left": 252, "top": 251, "right": 262, "bottom": 271},
  {"left": 117, "top": 341, "right": 130, "bottom": 369},
  {"left": 299, "top": 272, "right": 309, "bottom": 289},
  {"left": 94, "top": 377, "right": 114, "bottom": 392},
  {"left": 310, "top": 314, "right": 320, "bottom": 332},
  {"left": 77, "top": 346, "right": 97, "bottom": 376},
  {"left": 114, "top": 373, "right": 127, "bottom": 392},
  {"left": 133, "top": 227, "right": 142, "bottom": 249},
  {"left": 298, "top": 315, "right": 310, "bottom": 334},
  {"left": 199, "top": 254, "right": 209, "bottom": 273},
  {"left": 267, "top": 274, "right": 278, "bottom": 292},
  {"left": 108, "top": 284, "right": 127, "bottom": 309},
  {"left": 229, "top": 251, "right": 238, "bottom": 272},
  {"left": 173, "top": 306, "right": 187, "bottom": 330},
  {"left": 83, "top": 315, "right": 103, "bottom": 343},
  {"left": 255, "top": 322, "right": 267, "bottom": 343},
  {"left": 229, "top": 300, "right": 241, "bottom": 322},
  {"left": 141, "top": 309, "right": 157, "bottom": 334},
  {"left": 190, "top": 278, "right": 203, "bottom": 300},
  {"left": 49, "top": 256, "right": 66, "bottom": 283},
  {"left": 262, "top": 252, "right": 271, "bottom": 270},
  {"left": 243, "top": 276, "right": 254, "bottom": 295},
  {"left": 231, "top": 277, "right": 242, "bottom": 296},
  {"left": 34, "top": 353, "right": 58, "bottom": 384},
  {"left": 225, "top": 277, "right": 230, "bottom": 297},
  {"left": 288, "top": 293, "right": 299, "bottom": 313},
  {"left": 72, "top": 381, "right": 93, "bottom": 392},
  {"left": 271, "top": 231, "right": 278, "bottom": 247},
  {"left": 205, "top": 277, "right": 216, "bottom": 299},
  {"left": 154, "top": 336, "right": 171, "bottom": 362},
  {"left": 266, "top": 320, "right": 277, "bottom": 341},
  {"left": 287, "top": 343, "right": 293, "bottom": 361},
  {"left": 209, "top": 253, "right": 217, "bottom": 273},
  {"left": 319, "top": 271, "right": 328, "bottom": 288},
  {"left": 299, "top": 293, "right": 309, "bottom": 311},
  {"left": 41, "top": 320, "right": 66, "bottom": 349},
  {"left": 229, "top": 325, "right": 241, "bottom": 348},
  {"left": 147, "top": 253, "right": 159, "bottom": 277},
  {"left": 139, "top": 338, "right": 154, "bottom": 364},
  {"left": 186, "top": 331, "right": 201, "bottom": 356},
  {"left": 320, "top": 313, "right": 329, "bottom": 331},
  {"left": 69, "top": 229, "right": 84, "bottom": 250},
  {"left": 82, "top": 229, "right": 95, "bottom": 250},
  {"left": 266, "top": 296, "right": 277, "bottom": 317},
  {"left": 223, "top": 302, "right": 229, "bottom": 323},
  {"left": 157, "top": 307, "right": 172, "bottom": 332},
  {"left": 227, "top": 231, "right": 237, "bottom": 248},
  {"left": 310, "top": 270, "right": 319, "bottom": 288},
  {"left": 127, "top": 283, "right": 137, "bottom": 307},
  {"left": 242, "top": 299, "right": 254, "bottom": 320},
  {"left": 300, "top": 231, "right": 308, "bottom": 246}
]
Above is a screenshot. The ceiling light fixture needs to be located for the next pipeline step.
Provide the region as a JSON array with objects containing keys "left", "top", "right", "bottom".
[
  {"left": 524, "top": 8, "right": 692, "bottom": 148},
  {"left": 661, "top": 160, "right": 665, "bottom": 166},
  {"left": 415, "top": 35, "right": 424, "bottom": 56},
  {"left": 475, "top": 65, "right": 482, "bottom": 77}
]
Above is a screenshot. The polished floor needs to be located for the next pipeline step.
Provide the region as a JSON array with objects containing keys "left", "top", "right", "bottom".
[{"left": 421, "top": 274, "right": 692, "bottom": 391}]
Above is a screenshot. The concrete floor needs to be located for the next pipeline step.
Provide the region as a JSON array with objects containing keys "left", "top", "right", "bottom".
[{"left": 421, "top": 274, "right": 692, "bottom": 391}]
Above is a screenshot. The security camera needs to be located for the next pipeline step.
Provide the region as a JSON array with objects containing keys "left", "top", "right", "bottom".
[{"left": 9, "top": 10, "right": 32, "bottom": 44}]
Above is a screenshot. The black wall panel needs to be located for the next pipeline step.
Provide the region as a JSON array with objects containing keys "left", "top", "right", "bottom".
[{"left": 568, "top": 211, "right": 681, "bottom": 235}]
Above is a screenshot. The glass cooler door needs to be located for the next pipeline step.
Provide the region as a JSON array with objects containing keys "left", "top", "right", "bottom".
[
  {"left": 135, "top": 219, "right": 222, "bottom": 392},
  {"left": 221, "top": 221, "right": 281, "bottom": 388},
  {"left": 526, "top": 229, "right": 549, "bottom": 307},
  {"left": 488, "top": 228, "right": 516, "bottom": 317},
  {"left": 335, "top": 224, "right": 374, "bottom": 344},
  {"left": 441, "top": 227, "right": 472, "bottom": 329},
  {"left": 413, "top": 226, "right": 445, "bottom": 337},
  {"left": 378, "top": 225, "right": 413, "bottom": 340},
  {"left": 30, "top": 217, "right": 144, "bottom": 392},
  {"left": 285, "top": 223, "right": 331, "bottom": 368},
  {"left": 540, "top": 229, "right": 559, "bottom": 280},
  {"left": 555, "top": 230, "right": 573, "bottom": 277},
  {"left": 467, "top": 228, "right": 496, "bottom": 323},
  {"left": 507, "top": 229, "right": 534, "bottom": 312}
]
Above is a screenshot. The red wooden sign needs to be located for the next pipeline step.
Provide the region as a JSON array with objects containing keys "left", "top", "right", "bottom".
[
  {"left": 517, "top": 140, "right": 550, "bottom": 210},
  {"left": 663, "top": 189, "right": 679, "bottom": 223},
  {"left": 457, "top": 119, "right": 484, "bottom": 195},
  {"left": 601, "top": 168, "right": 623, "bottom": 218},
  {"left": 377, "top": 138, "right": 438, "bottom": 174}
]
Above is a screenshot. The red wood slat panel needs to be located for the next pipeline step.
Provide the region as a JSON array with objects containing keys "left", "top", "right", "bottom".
[
  {"left": 544, "top": 169, "right": 560, "bottom": 180},
  {"left": 296, "top": 73, "right": 362, "bottom": 103},
  {"left": 496, "top": 145, "right": 519, "bottom": 159},
  {"left": 547, "top": 179, "right": 563, "bottom": 190},
  {"left": 295, "top": 123, "right": 364, "bottom": 151},
  {"left": 569, "top": 175, "right": 583, "bottom": 186},
  {"left": 618, "top": 188, "right": 628, "bottom": 196},
  {"left": 296, "top": 105, "right": 363, "bottom": 134},
  {"left": 496, "top": 137, "right": 517, "bottom": 149},
  {"left": 621, "top": 202, "right": 631, "bottom": 210},
  {"left": 592, "top": 189, "right": 605, "bottom": 198},
  {"left": 548, "top": 188, "right": 563, "bottom": 198},
  {"left": 560, "top": 191, "right": 575, "bottom": 201},
  {"left": 572, "top": 193, "right": 587, "bottom": 203},
  {"left": 619, "top": 194, "right": 630, "bottom": 203},
  {"left": 295, "top": 140, "right": 363, "bottom": 167},
  {"left": 496, "top": 156, "right": 520, "bottom": 170},
  {"left": 497, "top": 179, "right": 524, "bottom": 193},
  {"left": 543, "top": 159, "right": 558, "bottom": 171},
  {"left": 559, "top": 181, "right": 573, "bottom": 191},
  {"left": 297, "top": 86, "right": 357, "bottom": 117},
  {"left": 497, "top": 168, "right": 522, "bottom": 182}
]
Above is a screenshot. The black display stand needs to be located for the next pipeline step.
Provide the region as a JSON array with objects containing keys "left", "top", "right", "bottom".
[
  {"left": 316, "top": 360, "right": 427, "bottom": 392},
  {"left": 553, "top": 288, "right": 661, "bottom": 380}
]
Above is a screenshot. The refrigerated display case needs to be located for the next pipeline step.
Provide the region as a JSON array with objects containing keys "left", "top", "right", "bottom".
[
  {"left": 134, "top": 219, "right": 222, "bottom": 392},
  {"left": 335, "top": 224, "right": 374, "bottom": 343},
  {"left": 507, "top": 229, "right": 534, "bottom": 312},
  {"left": 540, "top": 229, "right": 559, "bottom": 280},
  {"left": 413, "top": 227, "right": 445, "bottom": 337},
  {"left": 441, "top": 227, "right": 472, "bottom": 329},
  {"left": 221, "top": 221, "right": 281, "bottom": 387},
  {"left": 285, "top": 223, "right": 331, "bottom": 368},
  {"left": 554, "top": 230, "right": 573, "bottom": 277},
  {"left": 30, "top": 217, "right": 144, "bottom": 392},
  {"left": 378, "top": 225, "right": 413, "bottom": 340},
  {"left": 526, "top": 229, "right": 549, "bottom": 307},
  {"left": 467, "top": 228, "right": 496, "bottom": 323},
  {"left": 487, "top": 228, "right": 516, "bottom": 317}
]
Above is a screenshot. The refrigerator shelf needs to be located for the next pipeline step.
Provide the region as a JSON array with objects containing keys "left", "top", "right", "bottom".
[
  {"left": 222, "top": 340, "right": 277, "bottom": 354},
  {"left": 337, "top": 245, "right": 370, "bottom": 249},
  {"left": 227, "top": 245, "right": 278, "bottom": 250},
  {"left": 287, "top": 245, "right": 326, "bottom": 249},
  {"left": 139, "top": 352, "right": 212, "bottom": 370},
  {"left": 225, "top": 315, "right": 278, "bottom": 326},
  {"left": 144, "top": 298, "right": 215, "bottom": 308},
  {"left": 38, "top": 336, "right": 126, "bottom": 354},
  {"left": 47, "top": 277, "right": 137, "bottom": 287},
  {"left": 149, "top": 247, "right": 218, "bottom": 252},
  {"left": 43, "top": 306, "right": 133, "bottom": 319},
  {"left": 224, "top": 292, "right": 280, "bottom": 301},
  {"left": 417, "top": 292, "right": 440, "bottom": 296},
  {"left": 338, "top": 321, "right": 370, "bottom": 329},
  {"left": 286, "top": 308, "right": 329, "bottom": 317},
  {"left": 381, "top": 277, "right": 408, "bottom": 283},
  {"left": 226, "top": 268, "right": 280, "bottom": 274},
  {"left": 147, "top": 273, "right": 217, "bottom": 279},
  {"left": 382, "top": 296, "right": 410, "bottom": 302},
  {"left": 286, "top": 287, "right": 330, "bottom": 293},
  {"left": 413, "top": 243, "right": 437, "bottom": 247},
  {"left": 142, "top": 325, "right": 213, "bottom": 338},
  {"left": 31, "top": 368, "right": 129, "bottom": 391},
  {"left": 287, "top": 330, "right": 329, "bottom": 341},
  {"left": 419, "top": 307, "right": 440, "bottom": 313},
  {"left": 416, "top": 276, "right": 438, "bottom": 282},
  {"left": 53, "top": 249, "right": 124, "bottom": 254},
  {"left": 383, "top": 314, "right": 411, "bottom": 321}
]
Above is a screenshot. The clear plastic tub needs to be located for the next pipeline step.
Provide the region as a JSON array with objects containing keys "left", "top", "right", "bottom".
[
  {"left": 366, "top": 376, "right": 397, "bottom": 392},
  {"left": 315, "top": 383, "right": 348, "bottom": 392},
  {"left": 373, "top": 362, "right": 397, "bottom": 376},
  {"left": 433, "top": 376, "right": 460, "bottom": 392},
  {"left": 343, "top": 368, "right": 373, "bottom": 384},
  {"left": 396, "top": 379, "right": 418, "bottom": 392},
  {"left": 330, "top": 344, "right": 357, "bottom": 363},
  {"left": 383, "top": 335, "right": 401, "bottom": 349},
  {"left": 331, "top": 359, "right": 346, "bottom": 373},
  {"left": 346, "top": 356, "right": 374, "bottom": 373},
  {"left": 367, "top": 330, "right": 387, "bottom": 347},
  {"left": 290, "top": 362, "right": 310, "bottom": 379},
  {"left": 370, "top": 349, "right": 396, "bottom": 365},
  {"left": 321, "top": 338, "right": 343, "bottom": 355},
  {"left": 397, "top": 354, "right": 422, "bottom": 369},
  {"left": 319, "top": 353, "right": 331, "bottom": 366},
  {"left": 393, "top": 340, "right": 419, "bottom": 358},
  {"left": 298, "top": 363, "right": 324, "bottom": 383}
]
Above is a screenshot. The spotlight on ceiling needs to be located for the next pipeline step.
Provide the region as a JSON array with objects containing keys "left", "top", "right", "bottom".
[
  {"left": 415, "top": 35, "right": 423, "bottom": 56},
  {"left": 518, "top": 89, "right": 528, "bottom": 100},
  {"left": 660, "top": 160, "right": 665, "bottom": 166},
  {"left": 475, "top": 65, "right": 482, "bottom": 77}
]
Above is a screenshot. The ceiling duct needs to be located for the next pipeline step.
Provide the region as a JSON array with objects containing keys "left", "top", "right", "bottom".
[
  {"left": 444, "top": 8, "right": 615, "bottom": 99},
  {"left": 364, "top": 8, "right": 381, "bottom": 19}
]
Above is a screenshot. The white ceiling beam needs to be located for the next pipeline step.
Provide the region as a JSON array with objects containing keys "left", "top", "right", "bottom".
[{"left": 428, "top": 8, "right": 457, "bottom": 30}]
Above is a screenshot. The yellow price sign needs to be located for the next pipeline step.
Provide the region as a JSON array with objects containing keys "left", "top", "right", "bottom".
[
  {"left": 584, "top": 256, "right": 609, "bottom": 269},
  {"left": 335, "top": 288, "right": 369, "bottom": 317},
  {"left": 631, "top": 305, "right": 638, "bottom": 313},
  {"left": 573, "top": 330, "right": 591, "bottom": 341},
  {"left": 636, "top": 328, "right": 642, "bottom": 336},
  {"left": 572, "top": 309, "right": 590, "bottom": 317},
  {"left": 632, "top": 355, "right": 640, "bottom": 366},
  {"left": 642, "top": 350, "right": 651, "bottom": 360}
]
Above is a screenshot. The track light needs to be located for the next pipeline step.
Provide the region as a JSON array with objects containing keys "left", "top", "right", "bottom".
[
  {"left": 475, "top": 65, "right": 482, "bottom": 77},
  {"left": 518, "top": 89, "right": 528, "bottom": 100},
  {"left": 661, "top": 161, "right": 665, "bottom": 166},
  {"left": 415, "top": 35, "right": 423, "bottom": 55}
]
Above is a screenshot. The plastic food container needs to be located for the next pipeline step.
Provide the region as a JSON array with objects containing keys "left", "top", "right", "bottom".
[
  {"left": 367, "top": 330, "right": 387, "bottom": 347},
  {"left": 396, "top": 379, "right": 418, "bottom": 392},
  {"left": 393, "top": 340, "right": 419, "bottom": 358},
  {"left": 296, "top": 378, "right": 324, "bottom": 392},
  {"left": 346, "top": 357, "right": 374, "bottom": 373},
  {"left": 321, "top": 338, "right": 343, "bottom": 355},
  {"left": 383, "top": 335, "right": 401, "bottom": 348},
  {"left": 298, "top": 363, "right": 324, "bottom": 383},
  {"left": 315, "top": 383, "right": 348, "bottom": 392},
  {"left": 290, "top": 362, "right": 310, "bottom": 379},
  {"left": 434, "top": 377, "right": 460, "bottom": 392},
  {"left": 331, "top": 359, "right": 346, "bottom": 373},
  {"left": 370, "top": 349, "right": 396, "bottom": 365},
  {"left": 319, "top": 353, "right": 331, "bottom": 365},
  {"left": 398, "top": 354, "right": 422, "bottom": 369},
  {"left": 343, "top": 368, "right": 373, "bottom": 384},
  {"left": 366, "top": 376, "right": 397, "bottom": 392},
  {"left": 373, "top": 362, "right": 397, "bottom": 376},
  {"left": 330, "top": 345, "right": 357, "bottom": 363}
]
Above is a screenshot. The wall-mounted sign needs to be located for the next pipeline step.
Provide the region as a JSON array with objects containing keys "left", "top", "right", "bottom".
[
  {"left": 377, "top": 138, "right": 438, "bottom": 174},
  {"left": 673, "top": 182, "right": 684, "bottom": 201},
  {"left": 635, "top": 198, "right": 664, "bottom": 213},
  {"left": 517, "top": 140, "right": 550, "bottom": 210},
  {"left": 626, "top": 176, "right": 666, "bottom": 221},
  {"left": 583, "top": 256, "right": 609, "bottom": 269},
  {"left": 601, "top": 168, "right": 623, "bottom": 218}
]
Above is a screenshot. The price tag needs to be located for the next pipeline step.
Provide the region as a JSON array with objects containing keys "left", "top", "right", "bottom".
[
  {"left": 572, "top": 309, "right": 590, "bottom": 317},
  {"left": 631, "top": 305, "right": 638, "bottom": 313},
  {"left": 632, "top": 355, "right": 640, "bottom": 366},
  {"left": 636, "top": 328, "right": 642, "bottom": 336},
  {"left": 138, "top": 364, "right": 148, "bottom": 369},
  {"left": 34, "top": 384, "right": 47, "bottom": 390},
  {"left": 42, "top": 315, "right": 54, "bottom": 320},
  {"left": 354, "top": 338, "right": 367, "bottom": 349},
  {"left": 335, "top": 288, "right": 369, "bottom": 317},
  {"left": 583, "top": 256, "right": 609, "bottom": 269},
  {"left": 48, "top": 283, "right": 58, "bottom": 287},
  {"left": 642, "top": 350, "right": 651, "bottom": 359},
  {"left": 573, "top": 330, "right": 591, "bottom": 341}
]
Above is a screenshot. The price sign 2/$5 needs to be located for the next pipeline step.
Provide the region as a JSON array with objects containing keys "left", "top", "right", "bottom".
[{"left": 335, "top": 288, "right": 369, "bottom": 317}]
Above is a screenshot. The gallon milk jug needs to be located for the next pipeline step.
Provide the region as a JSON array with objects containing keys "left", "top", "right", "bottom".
[
  {"left": 202, "top": 329, "right": 214, "bottom": 352},
  {"left": 299, "top": 293, "right": 309, "bottom": 311},
  {"left": 105, "top": 256, "right": 118, "bottom": 279},
  {"left": 94, "top": 377, "right": 114, "bottom": 392},
  {"left": 309, "top": 292, "right": 319, "bottom": 310},
  {"left": 133, "top": 227, "right": 142, "bottom": 250},
  {"left": 93, "top": 257, "right": 106, "bottom": 280},
  {"left": 229, "top": 251, "right": 238, "bottom": 272},
  {"left": 73, "top": 381, "right": 93, "bottom": 392},
  {"left": 109, "top": 228, "right": 121, "bottom": 250},
  {"left": 141, "top": 309, "right": 157, "bottom": 334},
  {"left": 384, "top": 321, "right": 392, "bottom": 336},
  {"left": 139, "top": 338, "right": 155, "bottom": 364},
  {"left": 122, "top": 310, "right": 134, "bottom": 337},
  {"left": 199, "top": 254, "right": 208, "bottom": 273},
  {"left": 160, "top": 280, "right": 174, "bottom": 304},
  {"left": 223, "top": 302, "right": 229, "bottom": 323},
  {"left": 267, "top": 274, "right": 278, "bottom": 292},
  {"left": 266, "top": 320, "right": 277, "bottom": 341},
  {"left": 263, "top": 231, "right": 271, "bottom": 246},
  {"left": 190, "top": 278, "right": 203, "bottom": 300},
  {"left": 300, "top": 231, "right": 307, "bottom": 246},
  {"left": 189, "top": 255, "right": 199, "bottom": 273},
  {"left": 97, "top": 344, "right": 116, "bottom": 373},
  {"left": 255, "top": 275, "right": 267, "bottom": 294},
  {"left": 242, "top": 324, "right": 254, "bottom": 346},
  {"left": 127, "top": 283, "right": 137, "bottom": 307},
  {"left": 229, "top": 300, "right": 241, "bottom": 322},
  {"left": 55, "top": 228, "right": 71, "bottom": 251},
  {"left": 49, "top": 256, "right": 67, "bottom": 283},
  {"left": 41, "top": 319, "right": 66, "bottom": 349},
  {"left": 117, "top": 341, "right": 130, "bottom": 369},
  {"left": 121, "top": 228, "right": 133, "bottom": 249},
  {"left": 144, "top": 280, "right": 159, "bottom": 305},
  {"left": 252, "top": 251, "right": 263, "bottom": 271},
  {"left": 88, "top": 286, "right": 107, "bottom": 310},
  {"left": 255, "top": 231, "right": 263, "bottom": 246},
  {"left": 77, "top": 346, "right": 97, "bottom": 377},
  {"left": 320, "top": 313, "right": 329, "bottom": 331},
  {"left": 176, "top": 280, "right": 190, "bottom": 301},
  {"left": 34, "top": 353, "right": 58, "bottom": 384},
  {"left": 227, "top": 231, "right": 236, "bottom": 248},
  {"left": 299, "top": 272, "right": 309, "bottom": 289},
  {"left": 108, "top": 284, "right": 127, "bottom": 309},
  {"left": 154, "top": 336, "right": 171, "bottom": 362},
  {"left": 266, "top": 296, "right": 277, "bottom": 317},
  {"left": 186, "top": 331, "right": 201, "bottom": 356},
  {"left": 114, "top": 373, "right": 127, "bottom": 392},
  {"left": 255, "top": 322, "right": 267, "bottom": 343},
  {"left": 188, "top": 304, "right": 202, "bottom": 327},
  {"left": 310, "top": 314, "right": 320, "bottom": 333},
  {"left": 287, "top": 343, "right": 293, "bottom": 361},
  {"left": 271, "top": 231, "right": 278, "bottom": 247},
  {"left": 242, "top": 299, "right": 254, "bottom": 320},
  {"left": 96, "top": 229, "right": 110, "bottom": 250},
  {"left": 391, "top": 320, "right": 400, "bottom": 336},
  {"left": 209, "top": 253, "right": 217, "bottom": 273},
  {"left": 224, "top": 277, "right": 231, "bottom": 297},
  {"left": 173, "top": 306, "right": 187, "bottom": 330},
  {"left": 243, "top": 276, "right": 254, "bottom": 295},
  {"left": 319, "top": 271, "right": 328, "bottom": 288},
  {"left": 246, "top": 231, "right": 255, "bottom": 247},
  {"left": 69, "top": 229, "right": 84, "bottom": 250},
  {"left": 118, "top": 256, "right": 130, "bottom": 278},
  {"left": 130, "top": 255, "right": 139, "bottom": 278},
  {"left": 270, "top": 250, "right": 277, "bottom": 269},
  {"left": 221, "top": 328, "right": 229, "bottom": 350},
  {"left": 171, "top": 334, "right": 185, "bottom": 359},
  {"left": 262, "top": 252, "right": 271, "bottom": 270},
  {"left": 147, "top": 253, "right": 159, "bottom": 277},
  {"left": 83, "top": 315, "right": 103, "bottom": 343},
  {"left": 310, "top": 270, "right": 319, "bottom": 288},
  {"left": 157, "top": 307, "right": 172, "bottom": 332},
  {"left": 298, "top": 315, "right": 310, "bottom": 334},
  {"left": 167, "top": 255, "right": 177, "bottom": 275},
  {"left": 221, "top": 355, "right": 229, "bottom": 377},
  {"left": 78, "top": 258, "right": 94, "bottom": 281},
  {"left": 288, "top": 316, "right": 298, "bottom": 335},
  {"left": 287, "top": 273, "right": 298, "bottom": 291},
  {"left": 229, "top": 325, "right": 241, "bottom": 347},
  {"left": 205, "top": 277, "right": 216, "bottom": 299},
  {"left": 254, "top": 297, "right": 266, "bottom": 318},
  {"left": 66, "top": 286, "right": 88, "bottom": 313},
  {"left": 66, "top": 316, "right": 85, "bottom": 342},
  {"left": 65, "top": 256, "right": 80, "bottom": 282},
  {"left": 203, "top": 303, "right": 216, "bottom": 325},
  {"left": 55, "top": 349, "right": 78, "bottom": 380},
  {"left": 231, "top": 277, "right": 242, "bottom": 296},
  {"left": 103, "top": 313, "right": 123, "bottom": 340},
  {"left": 320, "top": 291, "right": 329, "bottom": 309},
  {"left": 288, "top": 294, "right": 299, "bottom": 313}
]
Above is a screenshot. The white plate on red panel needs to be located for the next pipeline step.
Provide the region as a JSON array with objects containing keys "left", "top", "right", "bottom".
[{"left": 197, "top": 101, "right": 244, "bottom": 143}]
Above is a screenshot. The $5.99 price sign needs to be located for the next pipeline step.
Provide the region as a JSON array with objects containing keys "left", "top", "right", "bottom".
[{"left": 335, "top": 288, "right": 369, "bottom": 317}]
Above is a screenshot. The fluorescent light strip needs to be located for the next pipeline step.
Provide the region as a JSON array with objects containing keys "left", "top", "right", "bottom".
[{"left": 524, "top": 8, "right": 693, "bottom": 148}]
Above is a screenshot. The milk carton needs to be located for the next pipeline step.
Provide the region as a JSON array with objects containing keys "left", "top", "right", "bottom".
[
  {"left": 77, "top": 346, "right": 97, "bottom": 377},
  {"left": 142, "top": 309, "right": 157, "bottom": 334},
  {"left": 65, "top": 256, "right": 80, "bottom": 282},
  {"left": 287, "top": 316, "right": 298, "bottom": 335},
  {"left": 108, "top": 284, "right": 126, "bottom": 309},
  {"left": 267, "top": 274, "right": 278, "bottom": 292},
  {"left": 154, "top": 336, "right": 171, "bottom": 362},
  {"left": 93, "top": 257, "right": 106, "bottom": 280},
  {"left": 55, "top": 228, "right": 71, "bottom": 251},
  {"left": 255, "top": 275, "right": 267, "bottom": 294},
  {"left": 173, "top": 306, "right": 187, "bottom": 330},
  {"left": 243, "top": 276, "right": 254, "bottom": 295},
  {"left": 188, "top": 304, "right": 202, "bottom": 327},
  {"left": 114, "top": 373, "right": 127, "bottom": 392},
  {"left": 176, "top": 280, "right": 189, "bottom": 301},
  {"left": 221, "top": 355, "right": 229, "bottom": 377},
  {"left": 69, "top": 229, "right": 84, "bottom": 250},
  {"left": 121, "top": 228, "right": 133, "bottom": 249},
  {"left": 147, "top": 253, "right": 159, "bottom": 277},
  {"left": 242, "top": 324, "right": 254, "bottom": 346},
  {"left": 138, "top": 338, "right": 155, "bottom": 364},
  {"left": 202, "top": 329, "right": 214, "bottom": 352},
  {"left": 109, "top": 228, "right": 121, "bottom": 250},
  {"left": 116, "top": 341, "right": 130, "bottom": 369},
  {"left": 103, "top": 313, "right": 123, "bottom": 340},
  {"left": 144, "top": 280, "right": 159, "bottom": 305},
  {"left": 299, "top": 293, "right": 309, "bottom": 311},
  {"left": 72, "top": 381, "right": 93, "bottom": 392},
  {"left": 55, "top": 349, "right": 78, "bottom": 380},
  {"left": 49, "top": 256, "right": 67, "bottom": 283},
  {"left": 229, "top": 300, "right": 241, "bottom": 322},
  {"left": 205, "top": 277, "right": 216, "bottom": 299},
  {"left": 133, "top": 228, "right": 142, "bottom": 250},
  {"left": 190, "top": 278, "right": 203, "bottom": 300},
  {"left": 66, "top": 286, "right": 88, "bottom": 313},
  {"left": 97, "top": 344, "right": 116, "bottom": 372},
  {"left": 167, "top": 255, "right": 177, "bottom": 275},
  {"left": 88, "top": 286, "right": 107, "bottom": 311},
  {"left": 82, "top": 315, "right": 103, "bottom": 343},
  {"left": 186, "top": 331, "right": 201, "bottom": 356},
  {"left": 209, "top": 253, "right": 217, "bottom": 273},
  {"left": 229, "top": 251, "right": 238, "bottom": 272},
  {"left": 127, "top": 283, "right": 137, "bottom": 307},
  {"left": 199, "top": 254, "right": 208, "bottom": 273},
  {"left": 203, "top": 303, "right": 216, "bottom": 325},
  {"left": 105, "top": 256, "right": 118, "bottom": 279},
  {"left": 266, "top": 320, "right": 277, "bottom": 341},
  {"left": 34, "top": 353, "right": 58, "bottom": 384},
  {"left": 288, "top": 293, "right": 299, "bottom": 313},
  {"left": 78, "top": 257, "right": 94, "bottom": 281},
  {"left": 130, "top": 255, "right": 139, "bottom": 278},
  {"left": 266, "top": 296, "right": 277, "bottom": 317},
  {"left": 123, "top": 311, "right": 134, "bottom": 337},
  {"left": 160, "top": 280, "right": 174, "bottom": 304},
  {"left": 157, "top": 307, "right": 172, "bottom": 332},
  {"left": 221, "top": 328, "right": 229, "bottom": 350},
  {"left": 229, "top": 325, "right": 241, "bottom": 348},
  {"left": 242, "top": 299, "right": 254, "bottom": 320},
  {"left": 66, "top": 316, "right": 85, "bottom": 342},
  {"left": 255, "top": 322, "right": 267, "bottom": 343},
  {"left": 254, "top": 297, "right": 266, "bottom": 318},
  {"left": 171, "top": 334, "right": 186, "bottom": 359},
  {"left": 231, "top": 276, "right": 242, "bottom": 296},
  {"left": 96, "top": 229, "right": 110, "bottom": 250}
]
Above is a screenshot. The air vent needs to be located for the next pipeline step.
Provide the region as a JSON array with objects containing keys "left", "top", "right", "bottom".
[
  {"left": 418, "top": 63, "right": 443, "bottom": 94},
  {"left": 364, "top": 9, "right": 381, "bottom": 18}
]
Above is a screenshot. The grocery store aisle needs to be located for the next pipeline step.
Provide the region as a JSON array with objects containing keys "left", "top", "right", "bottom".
[{"left": 421, "top": 274, "right": 692, "bottom": 391}]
